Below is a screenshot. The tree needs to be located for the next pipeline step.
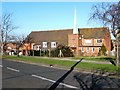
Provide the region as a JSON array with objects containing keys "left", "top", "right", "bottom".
[
  {"left": 0, "top": 13, "right": 18, "bottom": 55},
  {"left": 89, "top": 2, "right": 120, "bottom": 38},
  {"left": 24, "top": 35, "right": 33, "bottom": 56},
  {"left": 13, "top": 34, "right": 25, "bottom": 57},
  {"left": 89, "top": 2, "right": 120, "bottom": 67},
  {"left": 101, "top": 44, "right": 107, "bottom": 56}
]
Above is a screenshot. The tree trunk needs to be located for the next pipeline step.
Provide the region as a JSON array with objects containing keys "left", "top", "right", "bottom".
[
  {"left": 16, "top": 45, "right": 20, "bottom": 57},
  {"left": 17, "top": 49, "right": 19, "bottom": 57},
  {"left": 116, "top": 41, "right": 120, "bottom": 67}
]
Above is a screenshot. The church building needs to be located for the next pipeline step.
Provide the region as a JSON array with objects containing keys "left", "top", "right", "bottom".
[{"left": 22, "top": 10, "right": 111, "bottom": 56}]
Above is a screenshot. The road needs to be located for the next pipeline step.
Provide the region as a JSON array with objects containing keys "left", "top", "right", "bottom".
[
  {"left": 2, "top": 59, "right": 80, "bottom": 89},
  {"left": 2, "top": 59, "right": 120, "bottom": 89}
]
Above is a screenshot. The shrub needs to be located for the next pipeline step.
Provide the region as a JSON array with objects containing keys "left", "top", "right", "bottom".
[
  {"left": 29, "top": 50, "right": 49, "bottom": 56},
  {"left": 100, "top": 44, "right": 107, "bottom": 56},
  {"left": 50, "top": 44, "right": 74, "bottom": 57}
]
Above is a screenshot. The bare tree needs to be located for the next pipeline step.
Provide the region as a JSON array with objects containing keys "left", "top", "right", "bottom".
[
  {"left": 89, "top": 2, "right": 120, "bottom": 67},
  {"left": 0, "top": 13, "right": 18, "bottom": 55},
  {"left": 11, "top": 34, "right": 33, "bottom": 57},
  {"left": 24, "top": 35, "right": 33, "bottom": 56},
  {"left": 89, "top": 2, "right": 120, "bottom": 38},
  {"left": 13, "top": 34, "right": 25, "bottom": 57}
]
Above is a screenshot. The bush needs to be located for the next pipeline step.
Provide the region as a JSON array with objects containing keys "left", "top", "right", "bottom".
[
  {"left": 29, "top": 50, "right": 49, "bottom": 56},
  {"left": 98, "top": 44, "right": 107, "bottom": 56},
  {"left": 50, "top": 44, "right": 74, "bottom": 57}
]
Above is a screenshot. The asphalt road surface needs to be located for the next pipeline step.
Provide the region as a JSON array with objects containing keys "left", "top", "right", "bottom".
[
  {"left": 2, "top": 59, "right": 80, "bottom": 89},
  {"left": 1, "top": 59, "right": 120, "bottom": 89}
]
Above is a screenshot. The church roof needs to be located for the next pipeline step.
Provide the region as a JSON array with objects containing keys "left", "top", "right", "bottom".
[
  {"left": 78, "top": 27, "right": 109, "bottom": 39},
  {"left": 29, "top": 29, "right": 73, "bottom": 45},
  {"left": 28, "top": 27, "right": 110, "bottom": 45}
]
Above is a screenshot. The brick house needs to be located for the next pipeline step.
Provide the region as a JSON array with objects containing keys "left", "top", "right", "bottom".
[
  {"left": 25, "top": 27, "right": 111, "bottom": 56},
  {"left": 5, "top": 43, "right": 17, "bottom": 55},
  {"left": 68, "top": 27, "right": 111, "bottom": 56}
]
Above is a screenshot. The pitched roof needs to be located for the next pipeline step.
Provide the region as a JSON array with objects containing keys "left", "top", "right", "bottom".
[
  {"left": 29, "top": 29, "right": 73, "bottom": 45},
  {"left": 78, "top": 27, "right": 109, "bottom": 39},
  {"left": 29, "top": 27, "right": 110, "bottom": 46},
  {"left": 6, "top": 43, "right": 16, "bottom": 49}
]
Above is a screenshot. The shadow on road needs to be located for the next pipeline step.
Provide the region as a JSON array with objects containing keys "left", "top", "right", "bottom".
[
  {"left": 48, "top": 57, "right": 120, "bottom": 90},
  {"left": 74, "top": 71, "right": 120, "bottom": 90},
  {"left": 48, "top": 58, "right": 83, "bottom": 90},
  {"left": 105, "top": 57, "right": 116, "bottom": 66}
]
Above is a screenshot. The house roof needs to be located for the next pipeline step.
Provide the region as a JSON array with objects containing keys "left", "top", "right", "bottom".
[
  {"left": 6, "top": 43, "right": 16, "bottom": 49},
  {"left": 29, "top": 29, "right": 73, "bottom": 45},
  {"left": 78, "top": 27, "right": 109, "bottom": 39},
  {"left": 29, "top": 27, "right": 110, "bottom": 46}
]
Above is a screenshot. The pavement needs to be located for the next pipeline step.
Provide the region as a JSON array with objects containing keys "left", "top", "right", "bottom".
[{"left": 2, "top": 59, "right": 120, "bottom": 89}]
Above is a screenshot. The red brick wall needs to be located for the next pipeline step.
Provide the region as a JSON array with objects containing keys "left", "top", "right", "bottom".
[
  {"left": 68, "top": 34, "right": 81, "bottom": 55},
  {"left": 68, "top": 28, "right": 111, "bottom": 56},
  {"left": 104, "top": 28, "right": 111, "bottom": 51}
]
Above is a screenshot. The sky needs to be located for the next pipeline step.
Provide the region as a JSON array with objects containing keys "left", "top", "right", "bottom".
[{"left": 2, "top": 1, "right": 119, "bottom": 39}]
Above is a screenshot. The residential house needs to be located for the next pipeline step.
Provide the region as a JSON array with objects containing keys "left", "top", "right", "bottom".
[{"left": 5, "top": 43, "right": 17, "bottom": 55}]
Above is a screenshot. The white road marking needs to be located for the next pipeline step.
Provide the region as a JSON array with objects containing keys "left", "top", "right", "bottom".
[
  {"left": 0, "top": 65, "right": 3, "bottom": 67},
  {"left": 7, "top": 67, "right": 20, "bottom": 72},
  {"left": 32, "top": 74, "right": 79, "bottom": 89}
]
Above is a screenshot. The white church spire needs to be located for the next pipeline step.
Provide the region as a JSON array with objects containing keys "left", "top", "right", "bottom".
[{"left": 73, "top": 9, "right": 78, "bottom": 34}]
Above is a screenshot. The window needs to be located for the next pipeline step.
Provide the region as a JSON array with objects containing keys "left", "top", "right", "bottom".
[
  {"left": 85, "top": 39, "right": 91, "bottom": 43},
  {"left": 36, "top": 45, "right": 41, "bottom": 50},
  {"left": 98, "top": 48, "right": 101, "bottom": 52},
  {"left": 43, "top": 42, "right": 47, "bottom": 48},
  {"left": 97, "top": 39, "right": 102, "bottom": 43},
  {"left": 51, "top": 42, "right": 56, "bottom": 48},
  {"left": 92, "top": 48, "right": 95, "bottom": 53},
  {"left": 81, "top": 48, "right": 84, "bottom": 52},
  {"left": 86, "top": 47, "right": 89, "bottom": 53}
]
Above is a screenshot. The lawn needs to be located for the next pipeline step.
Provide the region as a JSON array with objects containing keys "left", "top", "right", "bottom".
[
  {"left": 2, "top": 55, "right": 119, "bottom": 74},
  {"left": 70, "top": 56, "right": 116, "bottom": 62}
]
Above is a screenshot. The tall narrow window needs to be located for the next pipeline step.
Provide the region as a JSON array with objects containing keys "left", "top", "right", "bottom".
[
  {"left": 92, "top": 48, "right": 95, "bottom": 53},
  {"left": 98, "top": 47, "right": 101, "bottom": 52},
  {"left": 86, "top": 47, "right": 89, "bottom": 53},
  {"left": 81, "top": 47, "right": 84, "bottom": 52}
]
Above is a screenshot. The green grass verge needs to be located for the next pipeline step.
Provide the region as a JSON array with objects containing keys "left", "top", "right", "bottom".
[
  {"left": 2, "top": 55, "right": 119, "bottom": 73},
  {"left": 70, "top": 56, "right": 116, "bottom": 62}
]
